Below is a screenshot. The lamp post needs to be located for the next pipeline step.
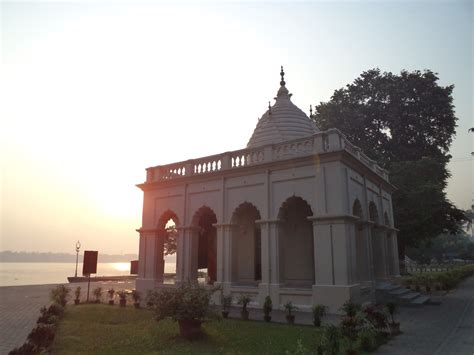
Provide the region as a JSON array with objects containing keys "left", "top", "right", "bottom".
[{"left": 74, "top": 240, "right": 81, "bottom": 277}]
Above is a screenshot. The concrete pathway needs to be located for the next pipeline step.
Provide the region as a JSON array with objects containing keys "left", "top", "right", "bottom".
[
  {"left": 374, "top": 276, "right": 474, "bottom": 355},
  {"left": 0, "top": 281, "right": 135, "bottom": 354}
]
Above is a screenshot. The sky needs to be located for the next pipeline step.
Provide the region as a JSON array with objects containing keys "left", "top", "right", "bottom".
[{"left": 1, "top": 0, "right": 473, "bottom": 255}]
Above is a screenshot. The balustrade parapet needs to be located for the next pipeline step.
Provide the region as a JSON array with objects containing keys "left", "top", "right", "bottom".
[{"left": 144, "top": 129, "right": 389, "bottom": 183}]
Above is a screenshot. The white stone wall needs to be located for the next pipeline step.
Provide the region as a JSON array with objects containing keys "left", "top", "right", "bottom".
[{"left": 137, "top": 154, "right": 398, "bottom": 312}]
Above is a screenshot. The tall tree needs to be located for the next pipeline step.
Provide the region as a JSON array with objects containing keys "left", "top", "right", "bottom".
[{"left": 313, "top": 69, "right": 466, "bottom": 256}]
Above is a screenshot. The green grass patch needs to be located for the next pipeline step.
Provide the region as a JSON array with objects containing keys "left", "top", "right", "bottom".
[{"left": 52, "top": 304, "right": 322, "bottom": 354}]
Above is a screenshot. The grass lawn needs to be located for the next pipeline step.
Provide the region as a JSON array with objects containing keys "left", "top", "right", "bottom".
[{"left": 52, "top": 304, "right": 323, "bottom": 354}]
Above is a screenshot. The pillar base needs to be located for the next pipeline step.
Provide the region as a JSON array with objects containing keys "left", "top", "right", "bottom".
[
  {"left": 136, "top": 278, "right": 158, "bottom": 294},
  {"left": 312, "top": 284, "right": 360, "bottom": 314}
]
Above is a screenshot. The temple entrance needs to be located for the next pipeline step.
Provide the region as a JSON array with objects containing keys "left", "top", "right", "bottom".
[
  {"left": 231, "top": 202, "right": 262, "bottom": 284},
  {"left": 278, "top": 196, "right": 314, "bottom": 287},
  {"left": 193, "top": 206, "right": 217, "bottom": 284}
]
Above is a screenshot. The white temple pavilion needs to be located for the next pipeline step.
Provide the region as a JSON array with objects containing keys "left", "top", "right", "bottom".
[{"left": 136, "top": 67, "right": 400, "bottom": 312}]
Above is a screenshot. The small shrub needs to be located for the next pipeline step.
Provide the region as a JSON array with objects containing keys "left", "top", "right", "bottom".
[
  {"left": 37, "top": 302, "right": 64, "bottom": 324},
  {"left": 341, "top": 301, "right": 361, "bottom": 317},
  {"left": 74, "top": 286, "right": 81, "bottom": 300},
  {"left": 132, "top": 289, "right": 141, "bottom": 303},
  {"left": 27, "top": 324, "right": 55, "bottom": 349},
  {"left": 37, "top": 304, "right": 62, "bottom": 325},
  {"left": 263, "top": 296, "right": 272, "bottom": 316},
  {"left": 50, "top": 285, "right": 70, "bottom": 307},
  {"left": 284, "top": 301, "right": 298, "bottom": 316},
  {"left": 312, "top": 304, "right": 326, "bottom": 327},
  {"left": 363, "top": 305, "right": 387, "bottom": 330},
  {"left": 146, "top": 290, "right": 158, "bottom": 308},
  {"left": 320, "top": 325, "right": 341, "bottom": 355},
  {"left": 238, "top": 294, "right": 251, "bottom": 320},
  {"left": 153, "top": 282, "right": 219, "bottom": 323},
  {"left": 118, "top": 290, "right": 127, "bottom": 300},
  {"left": 93, "top": 287, "right": 102, "bottom": 303},
  {"left": 107, "top": 288, "right": 115, "bottom": 299},
  {"left": 237, "top": 294, "right": 251, "bottom": 311},
  {"left": 118, "top": 290, "right": 127, "bottom": 306},
  {"left": 357, "top": 328, "right": 377, "bottom": 352}
]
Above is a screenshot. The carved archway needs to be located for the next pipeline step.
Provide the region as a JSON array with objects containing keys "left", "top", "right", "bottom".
[
  {"left": 230, "top": 202, "right": 262, "bottom": 284},
  {"left": 278, "top": 196, "right": 314, "bottom": 287},
  {"left": 191, "top": 206, "right": 218, "bottom": 284}
]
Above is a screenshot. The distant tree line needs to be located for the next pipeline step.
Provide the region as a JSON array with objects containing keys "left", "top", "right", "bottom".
[{"left": 0, "top": 251, "right": 138, "bottom": 263}]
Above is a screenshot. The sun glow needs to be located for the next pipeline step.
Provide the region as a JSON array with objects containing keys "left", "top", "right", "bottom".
[{"left": 113, "top": 262, "right": 130, "bottom": 272}]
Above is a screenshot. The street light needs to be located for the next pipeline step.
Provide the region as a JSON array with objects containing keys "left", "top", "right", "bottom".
[{"left": 75, "top": 240, "right": 81, "bottom": 278}]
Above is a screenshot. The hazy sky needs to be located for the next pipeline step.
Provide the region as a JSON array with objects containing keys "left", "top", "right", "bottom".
[{"left": 1, "top": 1, "right": 472, "bottom": 254}]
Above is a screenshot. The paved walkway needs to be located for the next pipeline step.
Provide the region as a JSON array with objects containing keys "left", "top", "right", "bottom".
[
  {"left": 374, "top": 276, "right": 474, "bottom": 355},
  {"left": 0, "top": 281, "right": 135, "bottom": 354}
]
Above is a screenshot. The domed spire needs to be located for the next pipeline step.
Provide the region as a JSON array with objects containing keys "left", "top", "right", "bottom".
[
  {"left": 280, "top": 65, "right": 286, "bottom": 86},
  {"left": 246, "top": 66, "right": 319, "bottom": 148},
  {"left": 277, "top": 66, "right": 290, "bottom": 98}
]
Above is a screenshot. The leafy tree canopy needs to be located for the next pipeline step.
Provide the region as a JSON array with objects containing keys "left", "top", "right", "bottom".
[{"left": 313, "top": 69, "right": 466, "bottom": 253}]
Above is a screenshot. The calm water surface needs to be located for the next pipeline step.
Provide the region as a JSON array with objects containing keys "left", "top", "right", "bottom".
[{"left": 0, "top": 262, "right": 176, "bottom": 287}]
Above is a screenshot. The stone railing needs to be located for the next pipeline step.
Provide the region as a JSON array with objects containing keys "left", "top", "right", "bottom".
[{"left": 145, "top": 129, "right": 389, "bottom": 182}]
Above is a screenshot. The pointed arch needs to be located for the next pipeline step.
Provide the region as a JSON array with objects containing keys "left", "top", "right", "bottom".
[
  {"left": 157, "top": 209, "right": 180, "bottom": 231},
  {"left": 192, "top": 205, "right": 217, "bottom": 227},
  {"left": 278, "top": 196, "right": 313, "bottom": 220},
  {"left": 368, "top": 202, "right": 379, "bottom": 224},
  {"left": 231, "top": 202, "right": 261, "bottom": 223},
  {"left": 352, "top": 199, "right": 363, "bottom": 219}
]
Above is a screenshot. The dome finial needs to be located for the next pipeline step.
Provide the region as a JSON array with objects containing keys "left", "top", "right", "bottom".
[
  {"left": 268, "top": 101, "right": 272, "bottom": 115},
  {"left": 280, "top": 65, "right": 286, "bottom": 86},
  {"left": 310, "top": 105, "right": 313, "bottom": 117}
]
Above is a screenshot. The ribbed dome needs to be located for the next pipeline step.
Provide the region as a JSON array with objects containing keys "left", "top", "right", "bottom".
[{"left": 247, "top": 70, "right": 319, "bottom": 148}]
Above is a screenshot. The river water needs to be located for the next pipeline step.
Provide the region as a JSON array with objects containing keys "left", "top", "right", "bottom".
[{"left": 0, "top": 262, "right": 176, "bottom": 287}]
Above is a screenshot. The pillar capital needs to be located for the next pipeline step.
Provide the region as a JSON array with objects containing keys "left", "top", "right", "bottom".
[
  {"left": 136, "top": 228, "right": 159, "bottom": 237},
  {"left": 308, "top": 214, "right": 359, "bottom": 225},
  {"left": 255, "top": 219, "right": 282, "bottom": 225}
]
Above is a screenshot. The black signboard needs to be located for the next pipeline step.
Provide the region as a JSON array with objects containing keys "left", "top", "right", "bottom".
[
  {"left": 82, "top": 250, "right": 98, "bottom": 276},
  {"left": 130, "top": 260, "right": 139, "bottom": 275}
]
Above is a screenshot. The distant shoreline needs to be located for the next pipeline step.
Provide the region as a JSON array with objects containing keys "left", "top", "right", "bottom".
[
  {"left": 0, "top": 261, "right": 134, "bottom": 263},
  {"left": 0, "top": 251, "right": 138, "bottom": 263}
]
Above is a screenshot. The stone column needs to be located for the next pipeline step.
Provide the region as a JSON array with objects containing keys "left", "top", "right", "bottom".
[
  {"left": 372, "top": 225, "right": 389, "bottom": 280},
  {"left": 175, "top": 227, "right": 186, "bottom": 284},
  {"left": 187, "top": 227, "right": 199, "bottom": 282},
  {"left": 257, "top": 220, "right": 280, "bottom": 305},
  {"left": 154, "top": 230, "right": 165, "bottom": 283},
  {"left": 309, "top": 216, "right": 360, "bottom": 313},
  {"left": 138, "top": 233, "right": 147, "bottom": 280},
  {"left": 214, "top": 223, "right": 234, "bottom": 294},
  {"left": 391, "top": 231, "right": 401, "bottom": 277},
  {"left": 136, "top": 229, "right": 160, "bottom": 292},
  {"left": 257, "top": 221, "right": 270, "bottom": 301},
  {"left": 176, "top": 226, "right": 199, "bottom": 283}
]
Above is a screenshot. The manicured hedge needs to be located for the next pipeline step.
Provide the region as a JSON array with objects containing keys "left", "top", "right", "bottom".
[{"left": 401, "top": 264, "right": 474, "bottom": 291}]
